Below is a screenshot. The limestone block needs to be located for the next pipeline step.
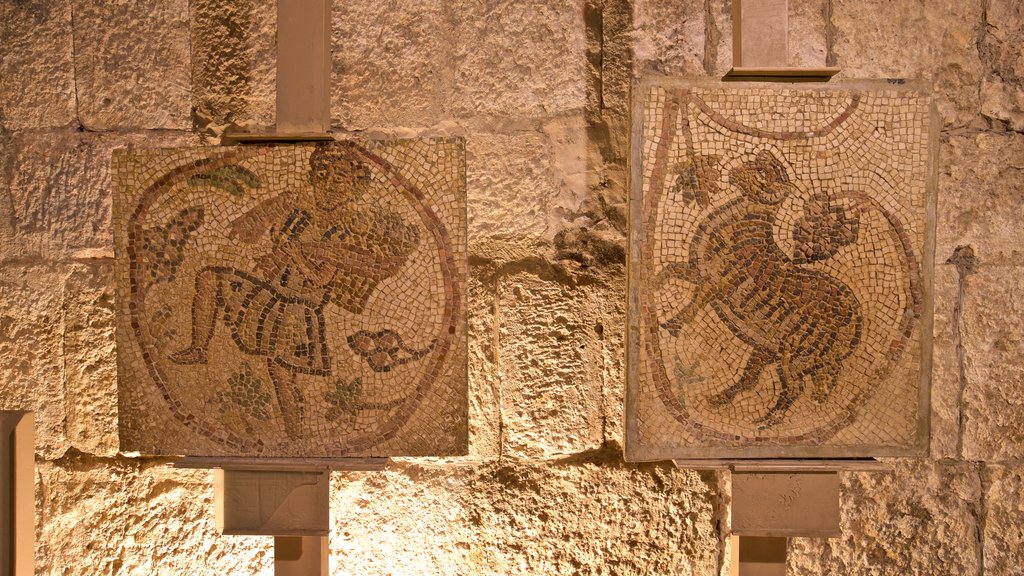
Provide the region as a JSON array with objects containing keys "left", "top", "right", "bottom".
[
  {"left": 983, "top": 465, "right": 1024, "bottom": 576},
  {"left": 451, "top": 0, "right": 587, "bottom": 118},
  {"left": 63, "top": 263, "right": 118, "bottom": 457},
  {"left": 707, "top": 0, "right": 829, "bottom": 76},
  {"left": 73, "top": 0, "right": 191, "bottom": 130},
  {"left": 0, "top": 0, "right": 76, "bottom": 130},
  {"left": 929, "top": 264, "right": 960, "bottom": 459},
  {"left": 980, "top": 0, "right": 1024, "bottom": 132},
  {"left": 332, "top": 1, "right": 452, "bottom": 130},
  {"left": 36, "top": 458, "right": 271, "bottom": 575},
  {"left": 331, "top": 459, "right": 719, "bottom": 575},
  {"left": 633, "top": 0, "right": 705, "bottom": 77},
  {"left": 0, "top": 266, "right": 69, "bottom": 460},
  {"left": 498, "top": 274, "right": 603, "bottom": 458},
  {"left": 466, "top": 131, "right": 554, "bottom": 241},
  {"left": 467, "top": 275, "right": 502, "bottom": 458},
  {"left": 938, "top": 132, "right": 1024, "bottom": 266},
  {"left": 961, "top": 265, "right": 1024, "bottom": 461},
  {"left": 467, "top": 459, "right": 720, "bottom": 575},
  {"left": 190, "top": 0, "right": 276, "bottom": 133},
  {"left": 0, "top": 130, "right": 197, "bottom": 261},
  {"left": 830, "top": 0, "right": 983, "bottom": 129},
  {"left": 330, "top": 462, "right": 473, "bottom": 574},
  {"left": 789, "top": 459, "right": 981, "bottom": 576}
]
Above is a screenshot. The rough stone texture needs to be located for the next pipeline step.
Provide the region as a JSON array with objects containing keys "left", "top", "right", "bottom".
[
  {"left": 0, "top": 0, "right": 76, "bottom": 130},
  {"left": 498, "top": 273, "right": 603, "bottom": 459},
  {"left": 983, "top": 465, "right": 1024, "bottom": 576},
  {"left": 63, "top": 263, "right": 118, "bottom": 457},
  {"left": 789, "top": 459, "right": 981, "bottom": 576},
  {"left": 961, "top": 264, "right": 1024, "bottom": 461},
  {"left": 36, "top": 457, "right": 271, "bottom": 575},
  {"left": 980, "top": 0, "right": 1024, "bottom": 132},
  {"left": 0, "top": 266, "right": 69, "bottom": 460},
  {"left": 467, "top": 274, "right": 502, "bottom": 458},
  {"left": 190, "top": 0, "right": 276, "bottom": 135},
  {"left": 0, "top": 131, "right": 197, "bottom": 261},
  {"left": 929, "top": 263, "right": 960, "bottom": 459},
  {"left": 707, "top": 0, "right": 829, "bottom": 76},
  {"left": 0, "top": 0, "right": 1019, "bottom": 574},
  {"left": 331, "top": 458, "right": 720, "bottom": 575},
  {"left": 830, "top": 0, "right": 984, "bottom": 129},
  {"left": 332, "top": 1, "right": 452, "bottom": 131},
  {"left": 938, "top": 132, "right": 1024, "bottom": 265},
  {"left": 633, "top": 0, "right": 704, "bottom": 77},
  {"left": 466, "top": 131, "right": 554, "bottom": 241},
  {"left": 73, "top": 0, "right": 192, "bottom": 130},
  {"left": 451, "top": 0, "right": 587, "bottom": 119}
]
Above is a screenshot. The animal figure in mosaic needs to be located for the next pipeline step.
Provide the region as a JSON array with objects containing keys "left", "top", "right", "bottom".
[
  {"left": 660, "top": 150, "right": 863, "bottom": 428},
  {"left": 170, "top": 143, "right": 422, "bottom": 438}
]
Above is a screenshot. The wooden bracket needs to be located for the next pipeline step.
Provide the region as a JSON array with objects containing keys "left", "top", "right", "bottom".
[
  {"left": 174, "top": 457, "right": 386, "bottom": 576},
  {"left": 676, "top": 459, "right": 890, "bottom": 575}
]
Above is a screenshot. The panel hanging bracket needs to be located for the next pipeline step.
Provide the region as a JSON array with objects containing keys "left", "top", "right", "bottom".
[{"left": 724, "top": 0, "right": 840, "bottom": 82}]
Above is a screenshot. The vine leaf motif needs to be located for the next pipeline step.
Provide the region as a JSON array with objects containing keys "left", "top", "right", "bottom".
[
  {"left": 187, "top": 165, "right": 260, "bottom": 197},
  {"left": 347, "top": 329, "right": 436, "bottom": 373},
  {"left": 222, "top": 361, "right": 273, "bottom": 421},
  {"left": 139, "top": 206, "right": 204, "bottom": 290},
  {"left": 324, "top": 377, "right": 363, "bottom": 423},
  {"left": 673, "top": 356, "right": 706, "bottom": 406}
]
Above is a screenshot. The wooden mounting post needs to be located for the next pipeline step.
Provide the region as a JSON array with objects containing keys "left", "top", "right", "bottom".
[
  {"left": 726, "top": 0, "right": 839, "bottom": 80},
  {"left": 228, "top": 0, "right": 333, "bottom": 142},
  {"left": 1, "top": 412, "right": 34, "bottom": 576},
  {"left": 276, "top": 0, "right": 331, "bottom": 134}
]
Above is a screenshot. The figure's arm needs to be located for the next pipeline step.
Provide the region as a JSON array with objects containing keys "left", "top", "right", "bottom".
[{"left": 229, "top": 193, "right": 297, "bottom": 243}]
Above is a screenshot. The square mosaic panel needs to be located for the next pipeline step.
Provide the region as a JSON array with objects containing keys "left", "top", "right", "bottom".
[
  {"left": 113, "top": 139, "right": 467, "bottom": 457},
  {"left": 626, "top": 79, "right": 936, "bottom": 459}
]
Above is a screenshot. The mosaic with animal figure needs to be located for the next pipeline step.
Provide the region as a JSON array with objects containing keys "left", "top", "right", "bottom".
[
  {"left": 626, "top": 80, "right": 935, "bottom": 459},
  {"left": 113, "top": 139, "right": 467, "bottom": 457}
]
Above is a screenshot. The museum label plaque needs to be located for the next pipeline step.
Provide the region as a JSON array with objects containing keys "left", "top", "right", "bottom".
[
  {"left": 626, "top": 79, "right": 936, "bottom": 459},
  {"left": 114, "top": 139, "right": 467, "bottom": 457}
]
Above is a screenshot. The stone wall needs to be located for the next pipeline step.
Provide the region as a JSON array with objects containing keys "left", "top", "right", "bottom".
[{"left": 0, "top": 0, "right": 1020, "bottom": 574}]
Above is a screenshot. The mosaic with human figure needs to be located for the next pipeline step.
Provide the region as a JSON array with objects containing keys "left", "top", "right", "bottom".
[
  {"left": 114, "top": 139, "right": 467, "bottom": 456},
  {"left": 627, "top": 80, "right": 934, "bottom": 459}
]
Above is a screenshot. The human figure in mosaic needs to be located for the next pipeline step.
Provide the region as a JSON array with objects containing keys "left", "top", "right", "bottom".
[
  {"left": 660, "top": 150, "right": 863, "bottom": 428},
  {"left": 170, "top": 143, "right": 421, "bottom": 438}
]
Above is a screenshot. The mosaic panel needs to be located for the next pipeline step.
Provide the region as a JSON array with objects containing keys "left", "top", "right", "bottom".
[
  {"left": 113, "top": 139, "right": 467, "bottom": 457},
  {"left": 626, "top": 80, "right": 935, "bottom": 459}
]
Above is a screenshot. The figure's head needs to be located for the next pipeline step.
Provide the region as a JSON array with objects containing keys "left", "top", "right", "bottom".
[
  {"left": 730, "top": 150, "right": 795, "bottom": 205},
  {"left": 308, "top": 143, "right": 371, "bottom": 210}
]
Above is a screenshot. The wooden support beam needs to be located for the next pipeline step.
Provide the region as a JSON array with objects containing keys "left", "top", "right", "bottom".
[
  {"left": 276, "top": 0, "right": 332, "bottom": 134},
  {"left": 1, "top": 412, "right": 33, "bottom": 576}
]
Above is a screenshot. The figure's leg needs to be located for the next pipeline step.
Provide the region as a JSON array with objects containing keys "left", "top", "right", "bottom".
[
  {"left": 661, "top": 283, "right": 715, "bottom": 336},
  {"left": 170, "top": 269, "right": 221, "bottom": 364},
  {"left": 708, "top": 349, "right": 772, "bottom": 407},
  {"left": 755, "top": 351, "right": 805, "bottom": 429},
  {"left": 268, "top": 358, "right": 303, "bottom": 439}
]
